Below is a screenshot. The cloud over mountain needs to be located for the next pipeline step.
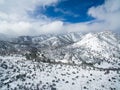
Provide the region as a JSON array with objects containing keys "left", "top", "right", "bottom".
[{"left": 0, "top": 0, "right": 119, "bottom": 36}]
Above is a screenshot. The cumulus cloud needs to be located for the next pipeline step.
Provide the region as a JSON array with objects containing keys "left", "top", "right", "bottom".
[
  {"left": 88, "top": 0, "right": 120, "bottom": 31},
  {"left": 0, "top": 0, "right": 120, "bottom": 36},
  {"left": 63, "top": 0, "right": 120, "bottom": 33},
  {"left": 0, "top": 0, "right": 59, "bottom": 36},
  {"left": 0, "top": 0, "right": 58, "bottom": 14}
]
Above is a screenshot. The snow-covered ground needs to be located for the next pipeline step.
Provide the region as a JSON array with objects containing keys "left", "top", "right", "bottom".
[{"left": 0, "top": 56, "right": 120, "bottom": 90}]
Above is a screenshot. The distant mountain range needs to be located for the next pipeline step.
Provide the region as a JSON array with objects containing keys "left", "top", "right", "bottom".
[{"left": 0, "top": 31, "right": 120, "bottom": 68}]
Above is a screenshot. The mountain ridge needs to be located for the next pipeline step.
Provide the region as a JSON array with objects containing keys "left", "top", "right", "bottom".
[{"left": 0, "top": 31, "right": 120, "bottom": 68}]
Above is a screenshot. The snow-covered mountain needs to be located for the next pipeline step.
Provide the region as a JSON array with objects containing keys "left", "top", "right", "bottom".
[
  {"left": 10, "top": 32, "right": 82, "bottom": 50},
  {"left": 39, "top": 32, "right": 82, "bottom": 48},
  {"left": 71, "top": 31, "right": 120, "bottom": 64},
  {"left": 0, "top": 41, "right": 16, "bottom": 55},
  {"left": 37, "top": 31, "right": 120, "bottom": 68},
  {"left": 0, "top": 31, "right": 120, "bottom": 67},
  {"left": 0, "top": 31, "right": 120, "bottom": 90}
]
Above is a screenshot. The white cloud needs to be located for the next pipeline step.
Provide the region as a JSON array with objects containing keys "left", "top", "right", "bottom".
[
  {"left": 54, "top": 8, "right": 79, "bottom": 17},
  {"left": 62, "top": 0, "right": 120, "bottom": 33},
  {"left": 88, "top": 0, "right": 120, "bottom": 31},
  {"left": 40, "top": 21, "right": 64, "bottom": 33},
  {"left": 0, "top": 0, "right": 59, "bottom": 36},
  {"left": 0, "top": 0, "right": 120, "bottom": 36},
  {"left": 0, "top": 0, "right": 58, "bottom": 14}
]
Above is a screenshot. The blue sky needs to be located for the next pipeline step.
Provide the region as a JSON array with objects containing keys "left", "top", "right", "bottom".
[
  {"left": 34, "top": 0, "right": 105, "bottom": 23},
  {"left": 0, "top": 0, "right": 120, "bottom": 36}
]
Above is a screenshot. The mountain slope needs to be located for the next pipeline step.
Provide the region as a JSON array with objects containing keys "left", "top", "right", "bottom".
[
  {"left": 69, "top": 31, "right": 120, "bottom": 68},
  {"left": 0, "top": 31, "right": 120, "bottom": 90},
  {"left": 0, "top": 31, "right": 120, "bottom": 68},
  {"left": 0, "top": 56, "right": 120, "bottom": 90},
  {"left": 37, "top": 32, "right": 82, "bottom": 48}
]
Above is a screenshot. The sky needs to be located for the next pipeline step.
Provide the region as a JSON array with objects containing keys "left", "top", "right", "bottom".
[{"left": 0, "top": 0, "right": 120, "bottom": 36}]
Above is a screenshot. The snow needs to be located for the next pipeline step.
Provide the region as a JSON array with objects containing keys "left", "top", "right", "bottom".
[
  {"left": 69, "top": 31, "right": 120, "bottom": 66},
  {"left": 0, "top": 56, "right": 120, "bottom": 90},
  {"left": 73, "top": 33, "right": 103, "bottom": 51},
  {"left": 0, "top": 31, "right": 120, "bottom": 90}
]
